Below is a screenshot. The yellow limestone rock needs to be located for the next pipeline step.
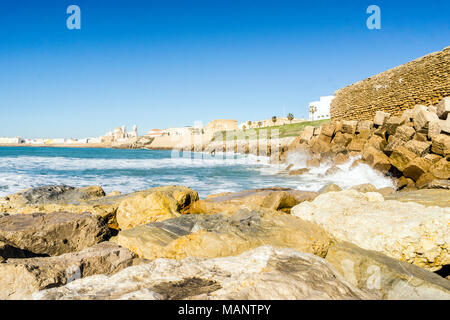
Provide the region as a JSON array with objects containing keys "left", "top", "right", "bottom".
[
  {"left": 32, "top": 246, "right": 373, "bottom": 300},
  {"left": 291, "top": 190, "right": 450, "bottom": 271},
  {"left": 116, "top": 186, "right": 198, "bottom": 230},
  {"left": 113, "top": 209, "right": 331, "bottom": 260}
]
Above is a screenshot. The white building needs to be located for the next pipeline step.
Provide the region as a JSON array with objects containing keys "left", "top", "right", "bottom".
[{"left": 308, "top": 96, "right": 334, "bottom": 121}]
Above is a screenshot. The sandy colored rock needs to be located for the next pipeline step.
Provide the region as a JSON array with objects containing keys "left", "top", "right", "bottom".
[
  {"left": 424, "top": 153, "right": 443, "bottom": 164},
  {"left": 319, "top": 183, "right": 343, "bottom": 193},
  {"left": 384, "top": 136, "right": 406, "bottom": 156},
  {"left": 321, "top": 123, "right": 336, "bottom": 137},
  {"left": 404, "top": 140, "right": 432, "bottom": 157},
  {"left": 389, "top": 146, "right": 417, "bottom": 172},
  {"left": 366, "top": 134, "right": 386, "bottom": 150},
  {"left": 186, "top": 188, "right": 318, "bottom": 215},
  {"left": 362, "top": 146, "right": 391, "bottom": 173},
  {"left": 430, "top": 158, "right": 450, "bottom": 180},
  {"left": 385, "top": 116, "right": 404, "bottom": 135},
  {"left": 0, "top": 212, "right": 110, "bottom": 257},
  {"left": 113, "top": 209, "right": 331, "bottom": 261},
  {"left": 437, "top": 97, "right": 450, "bottom": 120},
  {"left": 332, "top": 153, "right": 349, "bottom": 165},
  {"left": 0, "top": 185, "right": 199, "bottom": 230},
  {"left": 373, "top": 111, "right": 390, "bottom": 127},
  {"left": 292, "top": 190, "right": 450, "bottom": 271},
  {"left": 427, "top": 180, "right": 450, "bottom": 190},
  {"left": 395, "top": 125, "right": 416, "bottom": 142},
  {"left": 326, "top": 242, "right": 450, "bottom": 300},
  {"left": 116, "top": 186, "right": 198, "bottom": 230},
  {"left": 347, "top": 138, "right": 366, "bottom": 152},
  {"left": 414, "top": 109, "right": 439, "bottom": 131},
  {"left": 349, "top": 184, "right": 378, "bottom": 193},
  {"left": 342, "top": 120, "right": 358, "bottom": 134},
  {"left": 288, "top": 168, "right": 310, "bottom": 175},
  {"left": 306, "top": 158, "right": 320, "bottom": 167},
  {"left": 431, "top": 134, "right": 450, "bottom": 156},
  {"left": 385, "top": 189, "right": 450, "bottom": 208},
  {"left": 0, "top": 242, "right": 140, "bottom": 300},
  {"left": 415, "top": 173, "right": 438, "bottom": 189},
  {"left": 32, "top": 246, "right": 373, "bottom": 300},
  {"left": 403, "top": 157, "right": 432, "bottom": 182},
  {"left": 357, "top": 120, "right": 373, "bottom": 132}
]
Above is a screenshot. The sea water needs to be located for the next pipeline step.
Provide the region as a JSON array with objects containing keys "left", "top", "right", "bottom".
[{"left": 0, "top": 147, "right": 395, "bottom": 198}]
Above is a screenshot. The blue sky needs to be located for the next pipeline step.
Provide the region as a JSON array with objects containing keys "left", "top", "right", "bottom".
[{"left": 0, "top": 0, "right": 449, "bottom": 138}]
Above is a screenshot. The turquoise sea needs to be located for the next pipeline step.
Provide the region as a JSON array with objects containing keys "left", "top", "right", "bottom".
[{"left": 0, "top": 147, "right": 394, "bottom": 198}]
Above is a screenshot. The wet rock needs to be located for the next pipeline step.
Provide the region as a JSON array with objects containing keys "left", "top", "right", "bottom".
[
  {"left": 288, "top": 168, "right": 310, "bottom": 176},
  {"left": 347, "top": 138, "right": 366, "bottom": 152},
  {"left": 306, "top": 158, "right": 320, "bottom": 167},
  {"left": 366, "top": 135, "right": 386, "bottom": 150},
  {"left": 326, "top": 241, "right": 450, "bottom": 300},
  {"left": 32, "top": 246, "right": 372, "bottom": 300},
  {"left": 427, "top": 180, "right": 450, "bottom": 190},
  {"left": 384, "top": 136, "right": 406, "bottom": 156},
  {"left": 292, "top": 190, "right": 450, "bottom": 271},
  {"left": 186, "top": 188, "right": 318, "bottom": 215},
  {"left": 0, "top": 242, "right": 141, "bottom": 300},
  {"left": 113, "top": 210, "right": 331, "bottom": 261},
  {"left": 362, "top": 146, "right": 391, "bottom": 173},
  {"left": 0, "top": 212, "right": 110, "bottom": 257}
]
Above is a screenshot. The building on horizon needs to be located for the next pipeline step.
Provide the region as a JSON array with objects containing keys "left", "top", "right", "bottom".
[{"left": 308, "top": 96, "right": 335, "bottom": 121}]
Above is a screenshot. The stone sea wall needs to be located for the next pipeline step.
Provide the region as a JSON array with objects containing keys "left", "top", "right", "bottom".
[{"left": 330, "top": 47, "right": 450, "bottom": 121}]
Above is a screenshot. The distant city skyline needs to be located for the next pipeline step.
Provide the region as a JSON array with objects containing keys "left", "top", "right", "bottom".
[{"left": 0, "top": 0, "right": 449, "bottom": 138}]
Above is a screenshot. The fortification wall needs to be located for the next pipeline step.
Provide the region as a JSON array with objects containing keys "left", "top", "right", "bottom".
[{"left": 330, "top": 46, "right": 450, "bottom": 121}]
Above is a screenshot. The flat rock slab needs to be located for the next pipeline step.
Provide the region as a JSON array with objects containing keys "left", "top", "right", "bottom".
[
  {"left": 292, "top": 190, "right": 450, "bottom": 271},
  {"left": 0, "top": 242, "right": 140, "bottom": 300},
  {"left": 385, "top": 189, "right": 450, "bottom": 208},
  {"left": 326, "top": 241, "right": 450, "bottom": 300},
  {"left": 186, "top": 187, "right": 319, "bottom": 215},
  {"left": 113, "top": 209, "right": 331, "bottom": 260},
  {"left": 32, "top": 246, "right": 373, "bottom": 300},
  {"left": 0, "top": 212, "right": 110, "bottom": 257}
]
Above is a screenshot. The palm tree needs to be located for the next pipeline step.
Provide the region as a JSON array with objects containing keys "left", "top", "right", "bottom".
[
  {"left": 271, "top": 116, "right": 277, "bottom": 125},
  {"left": 257, "top": 121, "right": 262, "bottom": 128},
  {"left": 287, "top": 113, "right": 294, "bottom": 123},
  {"left": 309, "top": 105, "right": 317, "bottom": 121},
  {"left": 247, "top": 121, "right": 252, "bottom": 128}
]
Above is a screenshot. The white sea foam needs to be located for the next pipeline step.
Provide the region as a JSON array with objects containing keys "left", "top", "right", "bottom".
[{"left": 0, "top": 150, "right": 395, "bottom": 198}]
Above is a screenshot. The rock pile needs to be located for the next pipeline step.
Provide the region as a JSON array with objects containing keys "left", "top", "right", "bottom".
[
  {"left": 283, "top": 97, "right": 450, "bottom": 190},
  {"left": 0, "top": 184, "right": 449, "bottom": 300}
]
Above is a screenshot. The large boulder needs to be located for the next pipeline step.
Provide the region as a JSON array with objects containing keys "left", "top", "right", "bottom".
[
  {"left": 342, "top": 121, "right": 358, "bottom": 135},
  {"left": 404, "top": 140, "right": 432, "bottom": 157},
  {"left": 186, "top": 188, "right": 318, "bottom": 215},
  {"left": 413, "top": 109, "right": 439, "bottom": 131},
  {"left": 0, "top": 185, "right": 199, "bottom": 230},
  {"left": 113, "top": 209, "right": 331, "bottom": 260},
  {"left": 362, "top": 146, "right": 391, "bottom": 173},
  {"left": 325, "top": 242, "right": 450, "bottom": 300},
  {"left": 116, "top": 186, "right": 198, "bottom": 230},
  {"left": 431, "top": 134, "right": 450, "bottom": 156},
  {"left": 389, "top": 146, "right": 417, "bottom": 172},
  {"left": 437, "top": 97, "right": 450, "bottom": 120},
  {"left": 395, "top": 125, "right": 416, "bottom": 142},
  {"left": 0, "top": 212, "right": 110, "bottom": 257},
  {"left": 430, "top": 158, "right": 450, "bottom": 180},
  {"left": 373, "top": 111, "right": 391, "bottom": 127},
  {"left": 403, "top": 157, "right": 432, "bottom": 182},
  {"left": 385, "top": 116, "right": 404, "bottom": 135},
  {"left": 32, "top": 246, "right": 373, "bottom": 300},
  {"left": 0, "top": 242, "right": 140, "bottom": 300},
  {"left": 291, "top": 190, "right": 450, "bottom": 271}
]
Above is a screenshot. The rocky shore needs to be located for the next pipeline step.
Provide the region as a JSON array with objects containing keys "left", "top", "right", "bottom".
[{"left": 0, "top": 183, "right": 449, "bottom": 300}]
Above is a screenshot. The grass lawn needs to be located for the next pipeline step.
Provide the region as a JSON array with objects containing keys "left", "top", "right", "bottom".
[{"left": 213, "top": 119, "right": 330, "bottom": 141}]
